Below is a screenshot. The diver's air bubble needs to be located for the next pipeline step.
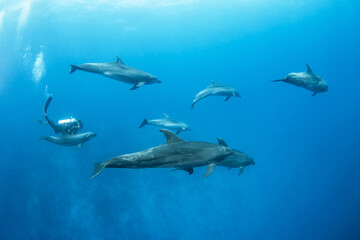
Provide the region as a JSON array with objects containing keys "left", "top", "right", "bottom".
[{"left": 32, "top": 51, "right": 45, "bottom": 84}]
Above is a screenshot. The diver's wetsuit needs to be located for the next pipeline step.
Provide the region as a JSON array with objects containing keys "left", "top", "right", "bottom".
[{"left": 43, "top": 95, "right": 83, "bottom": 135}]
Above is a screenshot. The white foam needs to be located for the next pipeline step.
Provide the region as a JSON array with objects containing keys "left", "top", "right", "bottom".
[{"left": 32, "top": 51, "right": 45, "bottom": 84}]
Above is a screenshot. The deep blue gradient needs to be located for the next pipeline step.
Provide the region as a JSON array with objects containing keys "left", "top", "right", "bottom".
[{"left": 1, "top": 1, "right": 360, "bottom": 239}]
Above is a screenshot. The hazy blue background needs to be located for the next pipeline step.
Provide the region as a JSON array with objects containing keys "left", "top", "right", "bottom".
[{"left": 1, "top": 0, "right": 359, "bottom": 239}]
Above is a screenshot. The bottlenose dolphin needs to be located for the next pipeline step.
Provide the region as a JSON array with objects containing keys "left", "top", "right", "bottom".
[
  {"left": 191, "top": 81, "right": 241, "bottom": 109},
  {"left": 69, "top": 57, "right": 160, "bottom": 90},
  {"left": 271, "top": 64, "right": 328, "bottom": 96},
  {"left": 138, "top": 113, "right": 191, "bottom": 134},
  {"left": 90, "top": 129, "right": 234, "bottom": 179},
  {"left": 216, "top": 138, "right": 254, "bottom": 175},
  {"left": 41, "top": 132, "right": 96, "bottom": 148}
]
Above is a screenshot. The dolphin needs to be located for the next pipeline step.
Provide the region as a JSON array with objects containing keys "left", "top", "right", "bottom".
[
  {"left": 69, "top": 56, "right": 160, "bottom": 90},
  {"left": 191, "top": 81, "right": 241, "bottom": 109},
  {"left": 271, "top": 64, "right": 328, "bottom": 96},
  {"left": 90, "top": 129, "right": 234, "bottom": 179},
  {"left": 41, "top": 132, "right": 96, "bottom": 148},
  {"left": 138, "top": 113, "right": 191, "bottom": 134},
  {"left": 216, "top": 138, "right": 255, "bottom": 175}
]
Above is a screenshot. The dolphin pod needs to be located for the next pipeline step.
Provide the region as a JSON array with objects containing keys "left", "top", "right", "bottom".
[
  {"left": 39, "top": 54, "right": 328, "bottom": 178},
  {"left": 90, "top": 129, "right": 254, "bottom": 179},
  {"left": 70, "top": 56, "right": 160, "bottom": 90}
]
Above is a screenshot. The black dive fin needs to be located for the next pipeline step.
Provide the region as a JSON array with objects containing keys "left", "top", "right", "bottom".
[
  {"left": 217, "top": 137, "right": 228, "bottom": 147},
  {"left": 203, "top": 163, "right": 216, "bottom": 177},
  {"left": 43, "top": 95, "right": 53, "bottom": 115},
  {"left": 90, "top": 163, "right": 106, "bottom": 179},
  {"left": 138, "top": 119, "right": 148, "bottom": 128},
  {"left": 116, "top": 56, "right": 124, "bottom": 64},
  {"left": 224, "top": 96, "right": 231, "bottom": 101},
  {"left": 171, "top": 167, "right": 194, "bottom": 175},
  {"left": 69, "top": 65, "right": 79, "bottom": 74},
  {"left": 312, "top": 92, "right": 317, "bottom": 96},
  {"left": 130, "top": 81, "right": 145, "bottom": 90},
  {"left": 160, "top": 129, "right": 184, "bottom": 143}
]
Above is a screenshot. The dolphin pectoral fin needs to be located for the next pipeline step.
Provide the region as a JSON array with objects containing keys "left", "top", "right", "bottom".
[
  {"left": 175, "top": 130, "right": 181, "bottom": 135},
  {"left": 217, "top": 137, "right": 228, "bottom": 147},
  {"left": 191, "top": 102, "right": 195, "bottom": 109},
  {"left": 312, "top": 92, "right": 317, "bottom": 96},
  {"left": 77, "top": 143, "right": 83, "bottom": 148},
  {"left": 69, "top": 65, "right": 79, "bottom": 74},
  {"left": 227, "top": 168, "right": 232, "bottom": 170},
  {"left": 203, "top": 163, "right": 216, "bottom": 177},
  {"left": 270, "top": 79, "right": 284, "bottom": 82},
  {"left": 90, "top": 163, "right": 106, "bottom": 179},
  {"left": 238, "top": 167, "right": 244, "bottom": 176},
  {"left": 171, "top": 167, "right": 194, "bottom": 175},
  {"left": 160, "top": 129, "right": 184, "bottom": 143},
  {"left": 224, "top": 96, "right": 231, "bottom": 101},
  {"left": 130, "top": 82, "right": 145, "bottom": 90}
]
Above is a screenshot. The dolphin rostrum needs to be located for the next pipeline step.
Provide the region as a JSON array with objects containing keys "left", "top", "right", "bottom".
[
  {"left": 216, "top": 138, "right": 255, "bottom": 175},
  {"left": 69, "top": 56, "right": 160, "bottom": 90},
  {"left": 138, "top": 113, "right": 191, "bottom": 134},
  {"left": 191, "top": 81, "right": 241, "bottom": 109},
  {"left": 90, "top": 129, "right": 234, "bottom": 179},
  {"left": 41, "top": 132, "right": 96, "bottom": 148},
  {"left": 271, "top": 64, "right": 328, "bottom": 96}
]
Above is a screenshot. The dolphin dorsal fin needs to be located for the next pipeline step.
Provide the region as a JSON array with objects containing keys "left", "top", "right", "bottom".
[
  {"left": 160, "top": 129, "right": 184, "bottom": 143},
  {"left": 163, "top": 113, "right": 170, "bottom": 119},
  {"left": 306, "top": 64, "right": 314, "bottom": 74},
  {"left": 217, "top": 137, "right": 228, "bottom": 147},
  {"left": 116, "top": 56, "right": 124, "bottom": 65},
  {"left": 211, "top": 80, "right": 217, "bottom": 85}
]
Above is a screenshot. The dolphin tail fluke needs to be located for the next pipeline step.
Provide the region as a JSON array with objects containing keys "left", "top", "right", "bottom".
[
  {"left": 69, "top": 65, "right": 79, "bottom": 74},
  {"left": 90, "top": 163, "right": 106, "bottom": 179},
  {"left": 138, "top": 119, "right": 148, "bottom": 128}
]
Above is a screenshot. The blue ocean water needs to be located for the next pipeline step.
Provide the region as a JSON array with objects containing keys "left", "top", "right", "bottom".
[{"left": 1, "top": 0, "right": 360, "bottom": 239}]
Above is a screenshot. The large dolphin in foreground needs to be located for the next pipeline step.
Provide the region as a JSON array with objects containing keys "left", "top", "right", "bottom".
[
  {"left": 69, "top": 57, "right": 160, "bottom": 90},
  {"left": 138, "top": 113, "right": 191, "bottom": 134},
  {"left": 271, "top": 64, "right": 328, "bottom": 96},
  {"left": 41, "top": 132, "right": 96, "bottom": 148},
  {"left": 216, "top": 138, "right": 254, "bottom": 175},
  {"left": 191, "top": 81, "right": 241, "bottom": 109},
  {"left": 90, "top": 129, "right": 236, "bottom": 179}
]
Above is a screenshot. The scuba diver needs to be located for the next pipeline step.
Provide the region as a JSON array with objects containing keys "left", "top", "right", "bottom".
[{"left": 43, "top": 95, "right": 83, "bottom": 135}]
